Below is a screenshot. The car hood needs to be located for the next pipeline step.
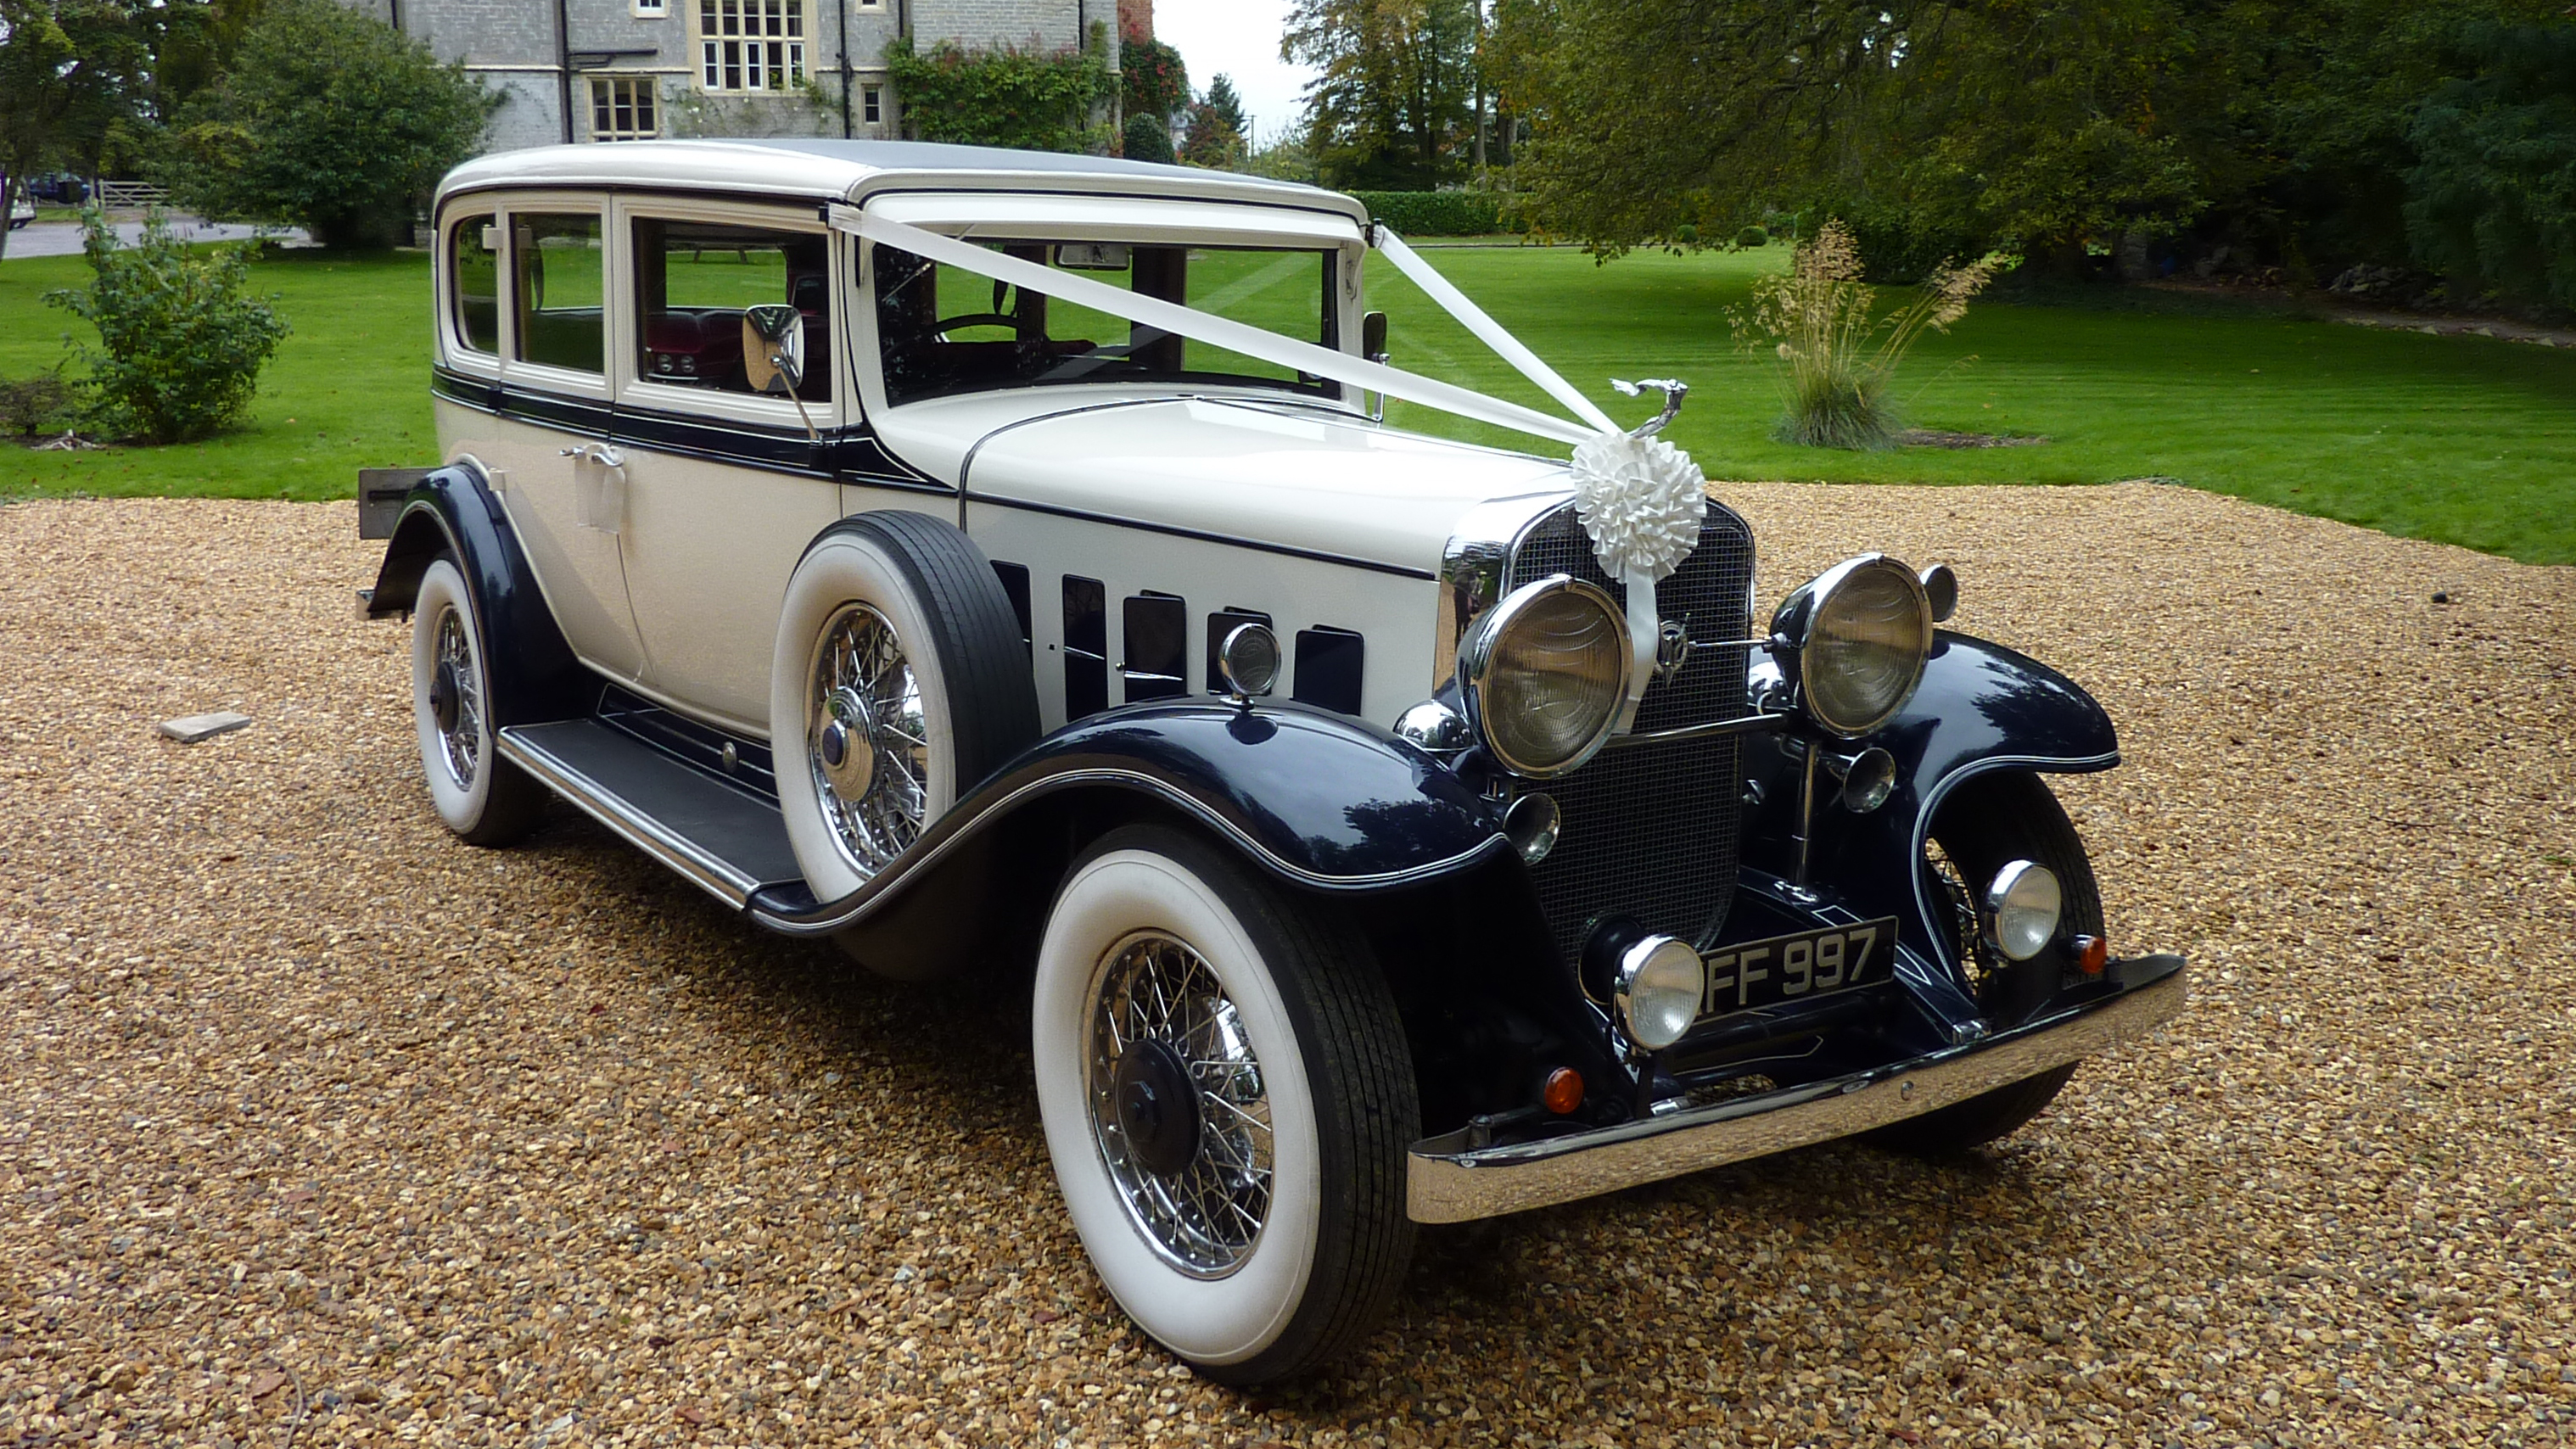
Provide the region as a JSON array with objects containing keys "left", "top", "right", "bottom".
[{"left": 873, "top": 391, "right": 1577, "bottom": 577}]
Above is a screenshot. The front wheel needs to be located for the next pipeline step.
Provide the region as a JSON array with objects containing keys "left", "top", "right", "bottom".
[
  {"left": 1877, "top": 771, "right": 2103, "bottom": 1153},
  {"left": 1032, "top": 825, "right": 1417, "bottom": 1384}
]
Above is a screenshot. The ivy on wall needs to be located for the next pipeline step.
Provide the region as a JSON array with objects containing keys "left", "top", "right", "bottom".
[
  {"left": 1119, "top": 37, "right": 1188, "bottom": 123},
  {"left": 885, "top": 34, "right": 1116, "bottom": 153}
]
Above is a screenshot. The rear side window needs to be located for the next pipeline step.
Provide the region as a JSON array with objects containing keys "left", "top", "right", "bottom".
[
  {"left": 450, "top": 215, "right": 500, "bottom": 355},
  {"left": 512, "top": 213, "right": 604, "bottom": 373},
  {"left": 633, "top": 217, "right": 832, "bottom": 401}
]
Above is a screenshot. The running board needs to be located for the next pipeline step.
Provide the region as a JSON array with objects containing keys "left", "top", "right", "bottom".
[{"left": 497, "top": 720, "right": 807, "bottom": 909}]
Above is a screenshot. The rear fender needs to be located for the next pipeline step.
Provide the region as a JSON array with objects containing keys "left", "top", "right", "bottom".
[{"left": 366, "top": 460, "right": 589, "bottom": 728}]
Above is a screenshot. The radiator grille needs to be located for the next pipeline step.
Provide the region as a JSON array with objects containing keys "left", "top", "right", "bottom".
[{"left": 1506, "top": 501, "right": 1756, "bottom": 963}]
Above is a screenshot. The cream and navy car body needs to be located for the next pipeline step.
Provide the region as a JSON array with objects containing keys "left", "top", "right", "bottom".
[{"left": 361, "top": 138, "right": 2186, "bottom": 1383}]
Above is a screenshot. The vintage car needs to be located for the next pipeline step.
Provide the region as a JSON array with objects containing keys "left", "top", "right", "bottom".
[{"left": 359, "top": 139, "right": 2186, "bottom": 1384}]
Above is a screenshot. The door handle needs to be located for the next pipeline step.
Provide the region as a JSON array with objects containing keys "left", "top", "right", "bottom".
[{"left": 560, "top": 443, "right": 624, "bottom": 469}]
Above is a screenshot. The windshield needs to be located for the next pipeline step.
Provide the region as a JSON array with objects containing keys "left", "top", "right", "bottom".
[{"left": 872, "top": 240, "right": 1341, "bottom": 406}]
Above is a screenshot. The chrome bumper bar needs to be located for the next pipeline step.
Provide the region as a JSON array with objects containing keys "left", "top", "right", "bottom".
[{"left": 1406, "top": 963, "right": 2187, "bottom": 1223}]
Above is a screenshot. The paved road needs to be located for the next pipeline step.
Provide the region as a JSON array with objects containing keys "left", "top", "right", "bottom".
[{"left": 1, "top": 216, "right": 306, "bottom": 260}]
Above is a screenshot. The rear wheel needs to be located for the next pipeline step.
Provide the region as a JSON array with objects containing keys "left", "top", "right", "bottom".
[
  {"left": 410, "top": 556, "right": 543, "bottom": 846},
  {"left": 1032, "top": 825, "right": 1417, "bottom": 1384},
  {"left": 1878, "top": 772, "right": 2102, "bottom": 1153}
]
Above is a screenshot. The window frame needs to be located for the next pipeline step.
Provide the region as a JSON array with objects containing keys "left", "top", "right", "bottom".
[
  {"left": 477, "top": 193, "right": 613, "bottom": 406},
  {"left": 613, "top": 195, "right": 847, "bottom": 433},
  {"left": 439, "top": 208, "right": 506, "bottom": 378},
  {"left": 632, "top": 0, "right": 667, "bottom": 14},
  {"left": 587, "top": 75, "right": 663, "bottom": 142},
  {"left": 692, "top": 0, "right": 808, "bottom": 93}
]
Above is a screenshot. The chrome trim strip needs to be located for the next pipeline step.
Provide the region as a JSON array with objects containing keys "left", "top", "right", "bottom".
[
  {"left": 754, "top": 762, "right": 1513, "bottom": 937},
  {"left": 1405, "top": 967, "right": 2185, "bottom": 1223},
  {"left": 496, "top": 727, "right": 761, "bottom": 909},
  {"left": 1602, "top": 711, "right": 1789, "bottom": 747}
]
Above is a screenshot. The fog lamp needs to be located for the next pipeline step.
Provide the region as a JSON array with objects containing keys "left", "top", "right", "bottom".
[
  {"left": 1985, "top": 860, "right": 2063, "bottom": 962},
  {"left": 1614, "top": 935, "right": 1705, "bottom": 1052}
]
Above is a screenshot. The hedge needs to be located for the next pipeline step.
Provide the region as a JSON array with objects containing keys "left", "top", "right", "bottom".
[{"left": 1350, "top": 191, "right": 1526, "bottom": 237}]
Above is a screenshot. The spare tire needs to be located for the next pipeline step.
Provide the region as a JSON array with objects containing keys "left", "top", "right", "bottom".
[{"left": 770, "top": 511, "right": 1040, "bottom": 903}]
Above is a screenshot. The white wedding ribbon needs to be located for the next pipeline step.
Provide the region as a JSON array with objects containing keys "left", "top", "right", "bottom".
[
  {"left": 1369, "top": 225, "right": 1623, "bottom": 437},
  {"left": 830, "top": 203, "right": 1682, "bottom": 730},
  {"left": 826, "top": 204, "right": 1600, "bottom": 448}
]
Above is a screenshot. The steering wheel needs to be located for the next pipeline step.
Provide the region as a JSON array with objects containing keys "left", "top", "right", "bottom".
[{"left": 904, "top": 312, "right": 1023, "bottom": 343}]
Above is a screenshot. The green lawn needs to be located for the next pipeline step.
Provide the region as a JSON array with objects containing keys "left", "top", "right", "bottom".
[
  {"left": 1369, "top": 246, "right": 2576, "bottom": 565},
  {"left": 1, "top": 249, "right": 434, "bottom": 501},
  {"left": 7, "top": 242, "right": 2573, "bottom": 564}
]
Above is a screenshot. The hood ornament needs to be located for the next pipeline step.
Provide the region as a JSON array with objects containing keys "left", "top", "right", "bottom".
[
  {"left": 1570, "top": 377, "right": 1707, "bottom": 731},
  {"left": 1611, "top": 378, "right": 1688, "bottom": 438}
]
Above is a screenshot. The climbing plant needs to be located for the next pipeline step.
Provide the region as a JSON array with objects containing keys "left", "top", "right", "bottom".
[{"left": 885, "top": 35, "right": 1115, "bottom": 153}]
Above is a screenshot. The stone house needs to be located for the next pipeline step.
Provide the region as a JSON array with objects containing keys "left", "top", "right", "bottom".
[{"left": 341, "top": 0, "right": 1137, "bottom": 153}]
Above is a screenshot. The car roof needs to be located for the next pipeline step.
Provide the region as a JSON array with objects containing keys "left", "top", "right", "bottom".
[{"left": 437, "top": 138, "right": 1371, "bottom": 228}]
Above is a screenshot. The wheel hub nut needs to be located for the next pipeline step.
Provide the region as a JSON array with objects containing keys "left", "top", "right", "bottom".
[
  {"left": 817, "top": 687, "right": 876, "bottom": 798},
  {"left": 429, "top": 662, "right": 462, "bottom": 735},
  {"left": 1112, "top": 1038, "right": 1201, "bottom": 1177}
]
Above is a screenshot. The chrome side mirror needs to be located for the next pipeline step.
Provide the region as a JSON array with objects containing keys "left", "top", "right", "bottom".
[{"left": 742, "top": 303, "right": 804, "bottom": 396}]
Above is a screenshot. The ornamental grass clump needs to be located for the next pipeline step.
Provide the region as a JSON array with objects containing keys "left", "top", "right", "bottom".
[{"left": 1731, "top": 220, "right": 1996, "bottom": 450}]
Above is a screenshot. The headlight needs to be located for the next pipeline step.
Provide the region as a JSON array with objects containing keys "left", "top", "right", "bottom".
[
  {"left": 1985, "top": 859, "right": 2063, "bottom": 961},
  {"left": 1615, "top": 935, "right": 1705, "bottom": 1050},
  {"left": 1459, "top": 573, "right": 1632, "bottom": 778},
  {"left": 1771, "top": 554, "right": 1933, "bottom": 736}
]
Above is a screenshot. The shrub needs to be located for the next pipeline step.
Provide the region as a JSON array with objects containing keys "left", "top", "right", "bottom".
[
  {"left": 1672, "top": 223, "right": 1700, "bottom": 244},
  {"left": 160, "top": 0, "right": 496, "bottom": 249},
  {"left": 1728, "top": 220, "right": 1995, "bottom": 450},
  {"left": 1817, "top": 199, "right": 1994, "bottom": 285},
  {"left": 0, "top": 367, "right": 79, "bottom": 439},
  {"left": 888, "top": 36, "right": 1116, "bottom": 153},
  {"left": 1734, "top": 224, "right": 1768, "bottom": 249},
  {"left": 1351, "top": 191, "right": 1519, "bottom": 237},
  {"left": 46, "top": 210, "right": 290, "bottom": 444},
  {"left": 1123, "top": 113, "right": 1174, "bottom": 164}
]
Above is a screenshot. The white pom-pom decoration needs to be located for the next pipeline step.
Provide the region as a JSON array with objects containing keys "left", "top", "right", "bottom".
[{"left": 1569, "top": 432, "right": 1705, "bottom": 582}]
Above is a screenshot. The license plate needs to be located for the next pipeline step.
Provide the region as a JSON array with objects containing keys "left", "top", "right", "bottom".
[{"left": 1699, "top": 918, "right": 1899, "bottom": 1021}]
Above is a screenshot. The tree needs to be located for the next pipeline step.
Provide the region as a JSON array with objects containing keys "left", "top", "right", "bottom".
[
  {"left": 160, "top": 0, "right": 495, "bottom": 248},
  {"left": 2405, "top": 21, "right": 2576, "bottom": 308},
  {"left": 1204, "top": 73, "right": 1248, "bottom": 138},
  {"left": 1123, "top": 111, "right": 1174, "bottom": 164},
  {"left": 1178, "top": 79, "right": 1246, "bottom": 170},
  {"left": 1284, "top": 0, "right": 1483, "bottom": 189},
  {"left": 0, "top": 0, "right": 79, "bottom": 263}
]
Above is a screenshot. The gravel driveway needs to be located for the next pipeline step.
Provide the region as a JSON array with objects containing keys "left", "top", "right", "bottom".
[{"left": 3, "top": 487, "right": 2571, "bottom": 1447}]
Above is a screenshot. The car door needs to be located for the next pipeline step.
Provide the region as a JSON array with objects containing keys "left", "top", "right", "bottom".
[
  {"left": 610, "top": 200, "right": 844, "bottom": 737},
  {"left": 471, "top": 197, "right": 650, "bottom": 682}
]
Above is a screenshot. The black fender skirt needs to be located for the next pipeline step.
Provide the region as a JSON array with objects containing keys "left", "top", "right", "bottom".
[
  {"left": 749, "top": 700, "right": 1512, "bottom": 937},
  {"left": 363, "top": 462, "right": 591, "bottom": 728},
  {"left": 1747, "top": 629, "right": 2120, "bottom": 952}
]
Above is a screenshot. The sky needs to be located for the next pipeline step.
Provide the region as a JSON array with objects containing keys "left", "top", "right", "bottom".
[{"left": 1151, "top": 0, "right": 1319, "bottom": 151}]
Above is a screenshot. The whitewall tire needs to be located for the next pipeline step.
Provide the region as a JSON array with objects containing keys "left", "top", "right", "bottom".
[
  {"left": 409, "top": 556, "right": 542, "bottom": 846},
  {"left": 770, "top": 512, "right": 1039, "bottom": 905},
  {"left": 1033, "top": 825, "right": 1416, "bottom": 1384}
]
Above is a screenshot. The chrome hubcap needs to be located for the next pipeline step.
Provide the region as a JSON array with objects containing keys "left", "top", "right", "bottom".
[
  {"left": 431, "top": 605, "right": 480, "bottom": 791},
  {"left": 1086, "top": 932, "right": 1273, "bottom": 1278},
  {"left": 808, "top": 602, "right": 928, "bottom": 875}
]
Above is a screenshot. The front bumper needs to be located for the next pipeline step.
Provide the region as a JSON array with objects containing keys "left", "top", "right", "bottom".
[{"left": 1406, "top": 955, "right": 2187, "bottom": 1223}]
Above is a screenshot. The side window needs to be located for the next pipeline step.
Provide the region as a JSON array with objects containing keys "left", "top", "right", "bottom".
[
  {"left": 451, "top": 215, "right": 501, "bottom": 356},
  {"left": 634, "top": 217, "right": 832, "bottom": 401},
  {"left": 512, "top": 213, "right": 604, "bottom": 373}
]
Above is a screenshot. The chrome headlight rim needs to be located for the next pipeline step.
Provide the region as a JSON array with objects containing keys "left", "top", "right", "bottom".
[
  {"left": 1613, "top": 934, "right": 1706, "bottom": 1052},
  {"left": 1771, "top": 552, "right": 1935, "bottom": 739},
  {"left": 1458, "top": 573, "right": 1633, "bottom": 780}
]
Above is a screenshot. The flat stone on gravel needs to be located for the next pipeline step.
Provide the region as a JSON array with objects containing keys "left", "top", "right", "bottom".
[
  {"left": 155, "top": 710, "right": 254, "bottom": 744},
  {"left": 2, "top": 491, "right": 2571, "bottom": 1447}
]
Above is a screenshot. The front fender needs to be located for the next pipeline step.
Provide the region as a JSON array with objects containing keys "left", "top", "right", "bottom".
[
  {"left": 1752, "top": 630, "right": 2119, "bottom": 954},
  {"left": 365, "top": 461, "right": 589, "bottom": 729},
  {"left": 750, "top": 698, "right": 1511, "bottom": 936}
]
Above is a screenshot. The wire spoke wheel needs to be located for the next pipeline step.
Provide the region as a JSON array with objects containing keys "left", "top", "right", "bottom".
[
  {"left": 1085, "top": 931, "right": 1274, "bottom": 1278},
  {"left": 806, "top": 601, "right": 930, "bottom": 876},
  {"left": 431, "top": 604, "right": 481, "bottom": 792}
]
